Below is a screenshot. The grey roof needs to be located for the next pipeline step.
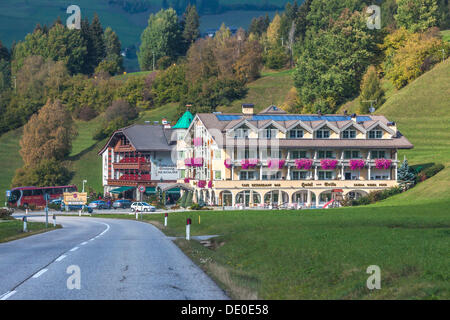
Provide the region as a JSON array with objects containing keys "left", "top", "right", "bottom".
[
  {"left": 98, "top": 124, "right": 173, "bottom": 154},
  {"left": 122, "top": 125, "right": 173, "bottom": 151}
]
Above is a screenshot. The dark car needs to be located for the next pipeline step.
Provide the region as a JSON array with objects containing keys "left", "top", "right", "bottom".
[
  {"left": 88, "top": 200, "right": 110, "bottom": 210},
  {"left": 51, "top": 199, "right": 93, "bottom": 213},
  {"left": 112, "top": 199, "right": 132, "bottom": 209}
]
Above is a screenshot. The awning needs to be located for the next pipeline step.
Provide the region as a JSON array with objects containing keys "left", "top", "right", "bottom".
[
  {"left": 110, "top": 186, "right": 135, "bottom": 194},
  {"left": 145, "top": 187, "right": 156, "bottom": 194},
  {"left": 166, "top": 188, "right": 180, "bottom": 194}
]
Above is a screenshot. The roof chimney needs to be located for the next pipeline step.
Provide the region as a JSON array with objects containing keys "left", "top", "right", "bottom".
[
  {"left": 351, "top": 113, "right": 357, "bottom": 122},
  {"left": 242, "top": 103, "right": 254, "bottom": 115}
]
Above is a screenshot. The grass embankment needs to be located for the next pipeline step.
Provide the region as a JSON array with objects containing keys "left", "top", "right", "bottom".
[
  {"left": 0, "top": 220, "right": 61, "bottom": 243},
  {"left": 94, "top": 200, "right": 450, "bottom": 299},
  {"left": 0, "top": 127, "right": 23, "bottom": 201}
]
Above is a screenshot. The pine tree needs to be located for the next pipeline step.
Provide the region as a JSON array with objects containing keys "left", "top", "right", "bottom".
[
  {"left": 359, "top": 66, "right": 384, "bottom": 113},
  {"left": 182, "top": 5, "right": 200, "bottom": 45},
  {"left": 398, "top": 159, "right": 417, "bottom": 189},
  {"left": 90, "top": 14, "right": 106, "bottom": 67}
]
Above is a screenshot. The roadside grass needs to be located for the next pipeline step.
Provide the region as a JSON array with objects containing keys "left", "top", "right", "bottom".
[
  {"left": 0, "top": 220, "right": 61, "bottom": 243},
  {"left": 441, "top": 30, "right": 450, "bottom": 42},
  {"left": 93, "top": 199, "right": 450, "bottom": 299}
]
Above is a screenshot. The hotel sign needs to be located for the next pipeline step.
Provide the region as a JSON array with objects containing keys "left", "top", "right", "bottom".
[{"left": 239, "top": 182, "right": 390, "bottom": 188}]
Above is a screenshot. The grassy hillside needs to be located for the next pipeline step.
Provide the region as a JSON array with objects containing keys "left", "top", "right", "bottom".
[
  {"left": 0, "top": 128, "right": 23, "bottom": 202},
  {"left": 217, "top": 69, "right": 295, "bottom": 113}
]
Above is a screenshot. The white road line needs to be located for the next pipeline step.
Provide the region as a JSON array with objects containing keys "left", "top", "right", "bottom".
[
  {"left": 70, "top": 247, "right": 79, "bottom": 252},
  {"left": 32, "top": 269, "right": 48, "bottom": 279},
  {"left": 0, "top": 290, "right": 16, "bottom": 300},
  {"left": 81, "top": 241, "right": 88, "bottom": 245},
  {"left": 55, "top": 255, "right": 66, "bottom": 262}
]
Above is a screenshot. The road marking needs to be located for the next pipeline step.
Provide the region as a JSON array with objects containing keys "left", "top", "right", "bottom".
[
  {"left": 70, "top": 247, "right": 79, "bottom": 252},
  {"left": 32, "top": 269, "right": 48, "bottom": 278},
  {"left": 0, "top": 291, "right": 16, "bottom": 300},
  {"left": 55, "top": 255, "right": 66, "bottom": 262},
  {"left": 81, "top": 241, "right": 88, "bottom": 245}
]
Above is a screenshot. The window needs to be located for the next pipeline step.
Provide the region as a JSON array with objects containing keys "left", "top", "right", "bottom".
[
  {"left": 316, "top": 129, "right": 330, "bottom": 139},
  {"left": 235, "top": 128, "right": 249, "bottom": 139},
  {"left": 318, "top": 171, "right": 333, "bottom": 180},
  {"left": 180, "top": 169, "right": 186, "bottom": 179},
  {"left": 262, "top": 170, "right": 281, "bottom": 180},
  {"left": 261, "top": 127, "right": 278, "bottom": 139},
  {"left": 368, "top": 130, "right": 383, "bottom": 139},
  {"left": 240, "top": 171, "right": 257, "bottom": 180},
  {"left": 237, "top": 149, "right": 257, "bottom": 160},
  {"left": 351, "top": 150, "right": 360, "bottom": 158},
  {"left": 261, "top": 149, "right": 282, "bottom": 160},
  {"left": 318, "top": 150, "right": 333, "bottom": 159},
  {"left": 289, "top": 129, "right": 303, "bottom": 139},
  {"left": 371, "top": 150, "right": 386, "bottom": 159},
  {"left": 343, "top": 129, "right": 356, "bottom": 139},
  {"left": 213, "top": 150, "right": 221, "bottom": 160},
  {"left": 214, "top": 170, "right": 222, "bottom": 180},
  {"left": 291, "top": 150, "right": 307, "bottom": 159},
  {"left": 292, "top": 171, "right": 307, "bottom": 180}
]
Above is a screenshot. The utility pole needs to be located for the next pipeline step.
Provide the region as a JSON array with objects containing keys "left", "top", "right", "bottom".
[
  {"left": 153, "top": 51, "right": 155, "bottom": 71},
  {"left": 82, "top": 179, "right": 87, "bottom": 193},
  {"left": 441, "top": 48, "right": 445, "bottom": 63}
]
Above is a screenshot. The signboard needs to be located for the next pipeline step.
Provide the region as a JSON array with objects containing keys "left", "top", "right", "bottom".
[
  {"left": 63, "top": 192, "right": 88, "bottom": 205},
  {"left": 138, "top": 185, "right": 146, "bottom": 193}
]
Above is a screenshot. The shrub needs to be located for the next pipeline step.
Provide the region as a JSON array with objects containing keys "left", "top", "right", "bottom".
[
  {"left": 157, "top": 56, "right": 172, "bottom": 70},
  {"left": 264, "top": 46, "right": 289, "bottom": 70},
  {"left": 75, "top": 105, "right": 98, "bottom": 121},
  {"left": 418, "top": 163, "right": 445, "bottom": 181},
  {"left": 0, "top": 208, "right": 14, "bottom": 219}
]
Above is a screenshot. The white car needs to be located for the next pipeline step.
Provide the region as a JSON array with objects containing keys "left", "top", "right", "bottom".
[{"left": 131, "top": 202, "right": 156, "bottom": 212}]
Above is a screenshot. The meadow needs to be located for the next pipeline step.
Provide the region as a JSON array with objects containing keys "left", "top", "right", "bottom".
[{"left": 94, "top": 198, "right": 450, "bottom": 299}]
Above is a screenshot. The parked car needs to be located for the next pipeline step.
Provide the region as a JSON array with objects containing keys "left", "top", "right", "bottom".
[
  {"left": 51, "top": 198, "right": 93, "bottom": 213},
  {"left": 131, "top": 202, "right": 156, "bottom": 212},
  {"left": 113, "top": 199, "right": 132, "bottom": 209},
  {"left": 88, "top": 200, "right": 111, "bottom": 210}
]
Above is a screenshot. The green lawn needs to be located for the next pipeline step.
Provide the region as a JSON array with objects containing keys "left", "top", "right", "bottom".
[
  {"left": 0, "top": 220, "right": 60, "bottom": 243},
  {"left": 94, "top": 199, "right": 450, "bottom": 299}
]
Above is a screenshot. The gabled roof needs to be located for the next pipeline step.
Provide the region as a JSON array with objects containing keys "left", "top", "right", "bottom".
[
  {"left": 98, "top": 124, "right": 173, "bottom": 155},
  {"left": 259, "top": 105, "right": 288, "bottom": 115},
  {"left": 365, "top": 121, "right": 395, "bottom": 135},
  {"left": 312, "top": 121, "right": 340, "bottom": 133},
  {"left": 339, "top": 121, "right": 367, "bottom": 134},
  {"left": 173, "top": 110, "right": 194, "bottom": 129},
  {"left": 258, "top": 119, "right": 287, "bottom": 132},
  {"left": 285, "top": 120, "right": 314, "bottom": 133}
]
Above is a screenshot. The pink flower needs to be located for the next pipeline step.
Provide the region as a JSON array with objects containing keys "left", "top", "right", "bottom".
[
  {"left": 184, "top": 178, "right": 190, "bottom": 183},
  {"left": 349, "top": 159, "right": 365, "bottom": 170},
  {"left": 193, "top": 157, "right": 204, "bottom": 167},
  {"left": 268, "top": 159, "right": 285, "bottom": 169},
  {"left": 320, "top": 159, "right": 338, "bottom": 170},
  {"left": 295, "top": 159, "right": 313, "bottom": 170},
  {"left": 375, "top": 159, "right": 392, "bottom": 169},
  {"left": 193, "top": 137, "right": 203, "bottom": 147},
  {"left": 184, "top": 158, "right": 193, "bottom": 167},
  {"left": 208, "top": 180, "right": 213, "bottom": 188},
  {"left": 224, "top": 158, "right": 232, "bottom": 169},
  {"left": 198, "top": 180, "right": 206, "bottom": 188}
]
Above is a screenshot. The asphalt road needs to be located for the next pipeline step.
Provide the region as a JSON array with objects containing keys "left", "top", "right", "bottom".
[{"left": 0, "top": 216, "right": 228, "bottom": 300}]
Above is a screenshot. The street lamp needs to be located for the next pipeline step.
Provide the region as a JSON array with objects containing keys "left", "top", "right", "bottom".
[{"left": 82, "top": 180, "right": 87, "bottom": 193}]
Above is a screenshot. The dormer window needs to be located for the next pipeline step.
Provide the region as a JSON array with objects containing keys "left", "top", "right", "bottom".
[
  {"left": 235, "top": 125, "right": 250, "bottom": 139},
  {"left": 262, "top": 126, "right": 278, "bottom": 139},
  {"left": 289, "top": 129, "right": 304, "bottom": 139},
  {"left": 368, "top": 130, "right": 383, "bottom": 139},
  {"left": 316, "top": 129, "right": 330, "bottom": 139},
  {"left": 342, "top": 129, "right": 356, "bottom": 139}
]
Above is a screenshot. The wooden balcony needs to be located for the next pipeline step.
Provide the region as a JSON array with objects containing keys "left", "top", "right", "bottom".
[{"left": 113, "top": 162, "right": 151, "bottom": 171}]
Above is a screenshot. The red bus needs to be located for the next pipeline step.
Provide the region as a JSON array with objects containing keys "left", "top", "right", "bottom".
[{"left": 7, "top": 185, "right": 78, "bottom": 208}]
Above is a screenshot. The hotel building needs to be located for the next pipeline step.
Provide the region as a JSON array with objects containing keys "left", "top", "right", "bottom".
[{"left": 176, "top": 104, "right": 413, "bottom": 208}]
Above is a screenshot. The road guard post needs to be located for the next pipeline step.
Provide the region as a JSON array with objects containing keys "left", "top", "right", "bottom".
[{"left": 186, "top": 218, "right": 191, "bottom": 240}]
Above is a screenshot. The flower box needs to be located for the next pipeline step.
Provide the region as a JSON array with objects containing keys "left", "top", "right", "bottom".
[
  {"left": 208, "top": 180, "right": 213, "bottom": 188},
  {"left": 294, "top": 159, "right": 313, "bottom": 170},
  {"left": 349, "top": 159, "right": 365, "bottom": 170},
  {"left": 241, "top": 158, "right": 258, "bottom": 169},
  {"left": 184, "top": 178, "right": 190, "bottom": 183},
  {"left": 268, "top": 159, "right": 285, "bottom": 169},
  {"left": 375, "top": 158, "right": 392, "bottom": 169},
  {"left": 198, "top": 180, "right": 206, "bottom": 188},
  {"left": 320, "top": 159, "right": 338, "bottom": 170},
  {"left": 224, "top": 158, "right": 232, "bottom": 169}
]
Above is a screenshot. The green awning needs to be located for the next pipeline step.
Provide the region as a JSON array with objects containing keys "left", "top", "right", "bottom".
[
  {"left": 166, "top": 188, "right": 181, "bottom": 194},
  {"left": 110, "top": 186, "right": 135, "bottom": 194},
  {"left": 145, "top": 187, "right": 156, "bottom": 194}
]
